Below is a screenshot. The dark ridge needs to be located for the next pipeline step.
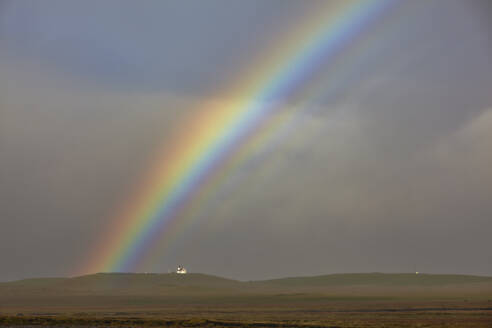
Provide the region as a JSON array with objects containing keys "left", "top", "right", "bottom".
[
  {"left": 255, "top": 273, "right": 492, "bottom": 286},
  {"left": 1, "top": 273, "right": 491, "bottom": 296}
]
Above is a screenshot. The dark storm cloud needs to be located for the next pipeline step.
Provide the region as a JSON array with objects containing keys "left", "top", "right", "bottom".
[{"left": 0, "top": 0, "right": 491, "bottom": 281}]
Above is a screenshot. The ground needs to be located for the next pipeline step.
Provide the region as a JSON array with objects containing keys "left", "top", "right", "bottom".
[{"left": 1, "top": 273, "right": 491, "bottom": 327}]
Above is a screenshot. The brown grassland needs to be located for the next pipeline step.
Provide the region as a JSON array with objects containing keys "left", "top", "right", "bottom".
[{"left": 0, "top": 273, "right": 491, "bottom": 327}]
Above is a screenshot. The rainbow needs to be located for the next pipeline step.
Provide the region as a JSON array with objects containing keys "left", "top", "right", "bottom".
[{"left": 80, "top": 0, "right": 397, "bottom": 274}]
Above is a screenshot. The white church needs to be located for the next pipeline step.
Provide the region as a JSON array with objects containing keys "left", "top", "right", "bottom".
[{"left": 176, "top": 265, "right": 187, "bottom": 274}]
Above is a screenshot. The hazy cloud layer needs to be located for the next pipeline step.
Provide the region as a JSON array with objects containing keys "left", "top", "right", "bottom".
[{"left": 0, "top": 0, "right": 491, "bottom": 281}]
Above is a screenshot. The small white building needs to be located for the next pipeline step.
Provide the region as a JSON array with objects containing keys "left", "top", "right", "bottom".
[{"left": 176, "top": 265, "right": 187, "bottom": 274}]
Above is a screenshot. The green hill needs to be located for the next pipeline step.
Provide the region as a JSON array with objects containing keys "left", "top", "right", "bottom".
[
  {"left": 0, "top": 273, "right": 241, "bottom": 296},
  {"left": 1, "top": 272, "right": 492, "bottom": 313},
  {"left": 1, "top": 272, "right": 492, "bottom": 297},
  {"left": 257, "top": 273, "right": 492, "bottom": 287}
]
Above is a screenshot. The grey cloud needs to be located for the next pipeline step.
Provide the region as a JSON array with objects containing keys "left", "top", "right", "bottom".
[{"left": 0, "top": 0, "right": 491, "bottom": 281}]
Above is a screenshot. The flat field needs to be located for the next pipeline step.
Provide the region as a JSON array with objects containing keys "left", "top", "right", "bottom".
[{"left": 1, "top": 273, "right": 491, "bottom": 327}]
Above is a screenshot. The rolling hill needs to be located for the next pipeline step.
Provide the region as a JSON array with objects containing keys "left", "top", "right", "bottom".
[
  {"left": 260, "top": 272, "right": 492, "bottom": 287},
  {"left": 1, "top": 272, "right": 492, "bottom": 319},
  {"left": 0, "top": 273, "right": 241, "bottom": 296},
  {"left": 1, "top": 272, "right": 491, "bottom": 296}
]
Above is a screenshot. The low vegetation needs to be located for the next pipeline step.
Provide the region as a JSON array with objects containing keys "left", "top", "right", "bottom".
[{"left": 1, "top": 273, "right": 491, "bottom": 327}]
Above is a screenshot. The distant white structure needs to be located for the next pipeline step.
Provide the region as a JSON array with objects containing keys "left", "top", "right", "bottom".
[{"left": 176, "top": 265, "right": 187, "bottom": 274}]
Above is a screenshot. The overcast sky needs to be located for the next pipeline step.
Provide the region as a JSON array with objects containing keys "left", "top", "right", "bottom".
[{"left": 1, "top": 0, "right": 491, "bottom": 281}]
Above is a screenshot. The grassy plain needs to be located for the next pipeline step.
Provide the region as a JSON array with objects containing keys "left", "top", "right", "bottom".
[{"left": 1, "top": 273, "right": 491, "bottom": 327}]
